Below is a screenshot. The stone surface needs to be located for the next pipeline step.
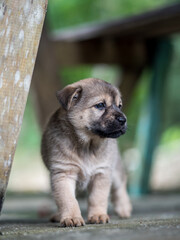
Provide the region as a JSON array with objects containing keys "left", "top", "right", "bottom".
[{"left": 0, "top": 193, "right": 180, "bottom": 240}]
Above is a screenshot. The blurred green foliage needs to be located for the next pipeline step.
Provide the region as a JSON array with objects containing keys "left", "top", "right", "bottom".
[
  {"left": 59, "top": 64, "right": 120, "bottom": 86},
  {"left": 163, "top": 36, "right": 180, "bottom": 128},
  {"left": 47, "top": 0, "right": 172, "bottom": 31},
  {"left": 16, "top": 98, "right": 41, "bottom": 152},
  {"left": 161, "top": 125, "right": 180, "bottom": 144}
]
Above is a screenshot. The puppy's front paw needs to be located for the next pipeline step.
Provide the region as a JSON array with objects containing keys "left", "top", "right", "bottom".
[
  {"left": 115, "top": 199, "right": 132, "bottom": 218},
  {"left": 88, "top": 214, "right": 109, "bottom": 224},
  {"left": 60, "top": 217, "right": 85, "bottom": 227}
]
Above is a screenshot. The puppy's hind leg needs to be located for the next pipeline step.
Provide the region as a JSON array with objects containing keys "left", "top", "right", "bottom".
[{"left": 111, "top": 159, "right": 132, "bottom": 218}]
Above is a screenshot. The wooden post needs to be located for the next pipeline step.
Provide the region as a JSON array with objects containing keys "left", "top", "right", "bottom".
[
  {"left": 32, "top": 27, "right": 61, "bottom": 129},
  {"left": 0, "top": 0, "right": 48, "bottom": 213},
  {"left": 129, "top": 39, "right": 172, "bottom": 195}
]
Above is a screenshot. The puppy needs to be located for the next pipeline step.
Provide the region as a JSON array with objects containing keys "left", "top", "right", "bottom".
[{"left": 41, "top": 78, "right": 132, "bottom": 227}]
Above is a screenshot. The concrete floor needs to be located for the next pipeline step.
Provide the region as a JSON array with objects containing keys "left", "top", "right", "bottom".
[{"left": 0, "top": 193, "right": 180, "bottom": 240}]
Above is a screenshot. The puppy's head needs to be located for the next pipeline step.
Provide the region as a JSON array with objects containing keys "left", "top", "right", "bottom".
[{"left": 56, "top": 78, "right": 127, "bottom": 139}]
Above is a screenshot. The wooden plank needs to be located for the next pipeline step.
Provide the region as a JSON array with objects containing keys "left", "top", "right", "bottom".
[
  {"left": 51, "top": 38, "right": 148, "bottom": 66},
  {"left": 0, "top": 0, "right": 48, "bottom": 213},
  {"left": 50, "top": 3, "right": 180, "bottom": 42}
]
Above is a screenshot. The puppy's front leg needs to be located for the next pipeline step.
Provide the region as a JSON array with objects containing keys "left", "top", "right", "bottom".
[
  {"left": 87, "top": 172, "right": 111, "bottom": 224},
  {"left": 51, "top": 174, "right": 85, "bottom": 227}
]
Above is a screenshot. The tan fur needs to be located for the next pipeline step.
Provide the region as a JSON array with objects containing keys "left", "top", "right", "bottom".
[{"left": 41, "top": 78, "right": 132, "bottom": 227}]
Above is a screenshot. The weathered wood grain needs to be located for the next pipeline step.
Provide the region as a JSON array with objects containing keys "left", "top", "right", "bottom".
[{"left": 0, "top": 0, "right": 48, "bottom": 212}]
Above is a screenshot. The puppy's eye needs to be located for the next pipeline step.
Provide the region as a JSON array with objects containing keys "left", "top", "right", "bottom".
[
  {"left": 94, "top": 102, "right": 106, "bottom": 110},
  {"left": 72, "top": 93, "right": 79, "bottom": 100},
  {"left": 118, "top": 104, "right": 122, "bottom": 109}
]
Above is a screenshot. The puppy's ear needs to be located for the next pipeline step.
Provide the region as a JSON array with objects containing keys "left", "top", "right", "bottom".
[{"left": 56, "top": 86, "right": 82, "bottom": 110}]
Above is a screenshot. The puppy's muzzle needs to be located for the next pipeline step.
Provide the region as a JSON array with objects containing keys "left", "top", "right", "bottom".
[
  {"left": 91, "top": 113, "right": 127, "bottom": 139},
  {"left": 116, "top": 116, "right": 127, "bottom": 126},
  {"left": 114, "top": 114, "right": 127, "bottom": 136}
]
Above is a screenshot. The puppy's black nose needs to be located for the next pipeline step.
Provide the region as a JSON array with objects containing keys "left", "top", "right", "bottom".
[{"left": 116, "top": 116, "right": 126, "bottom": 125}]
